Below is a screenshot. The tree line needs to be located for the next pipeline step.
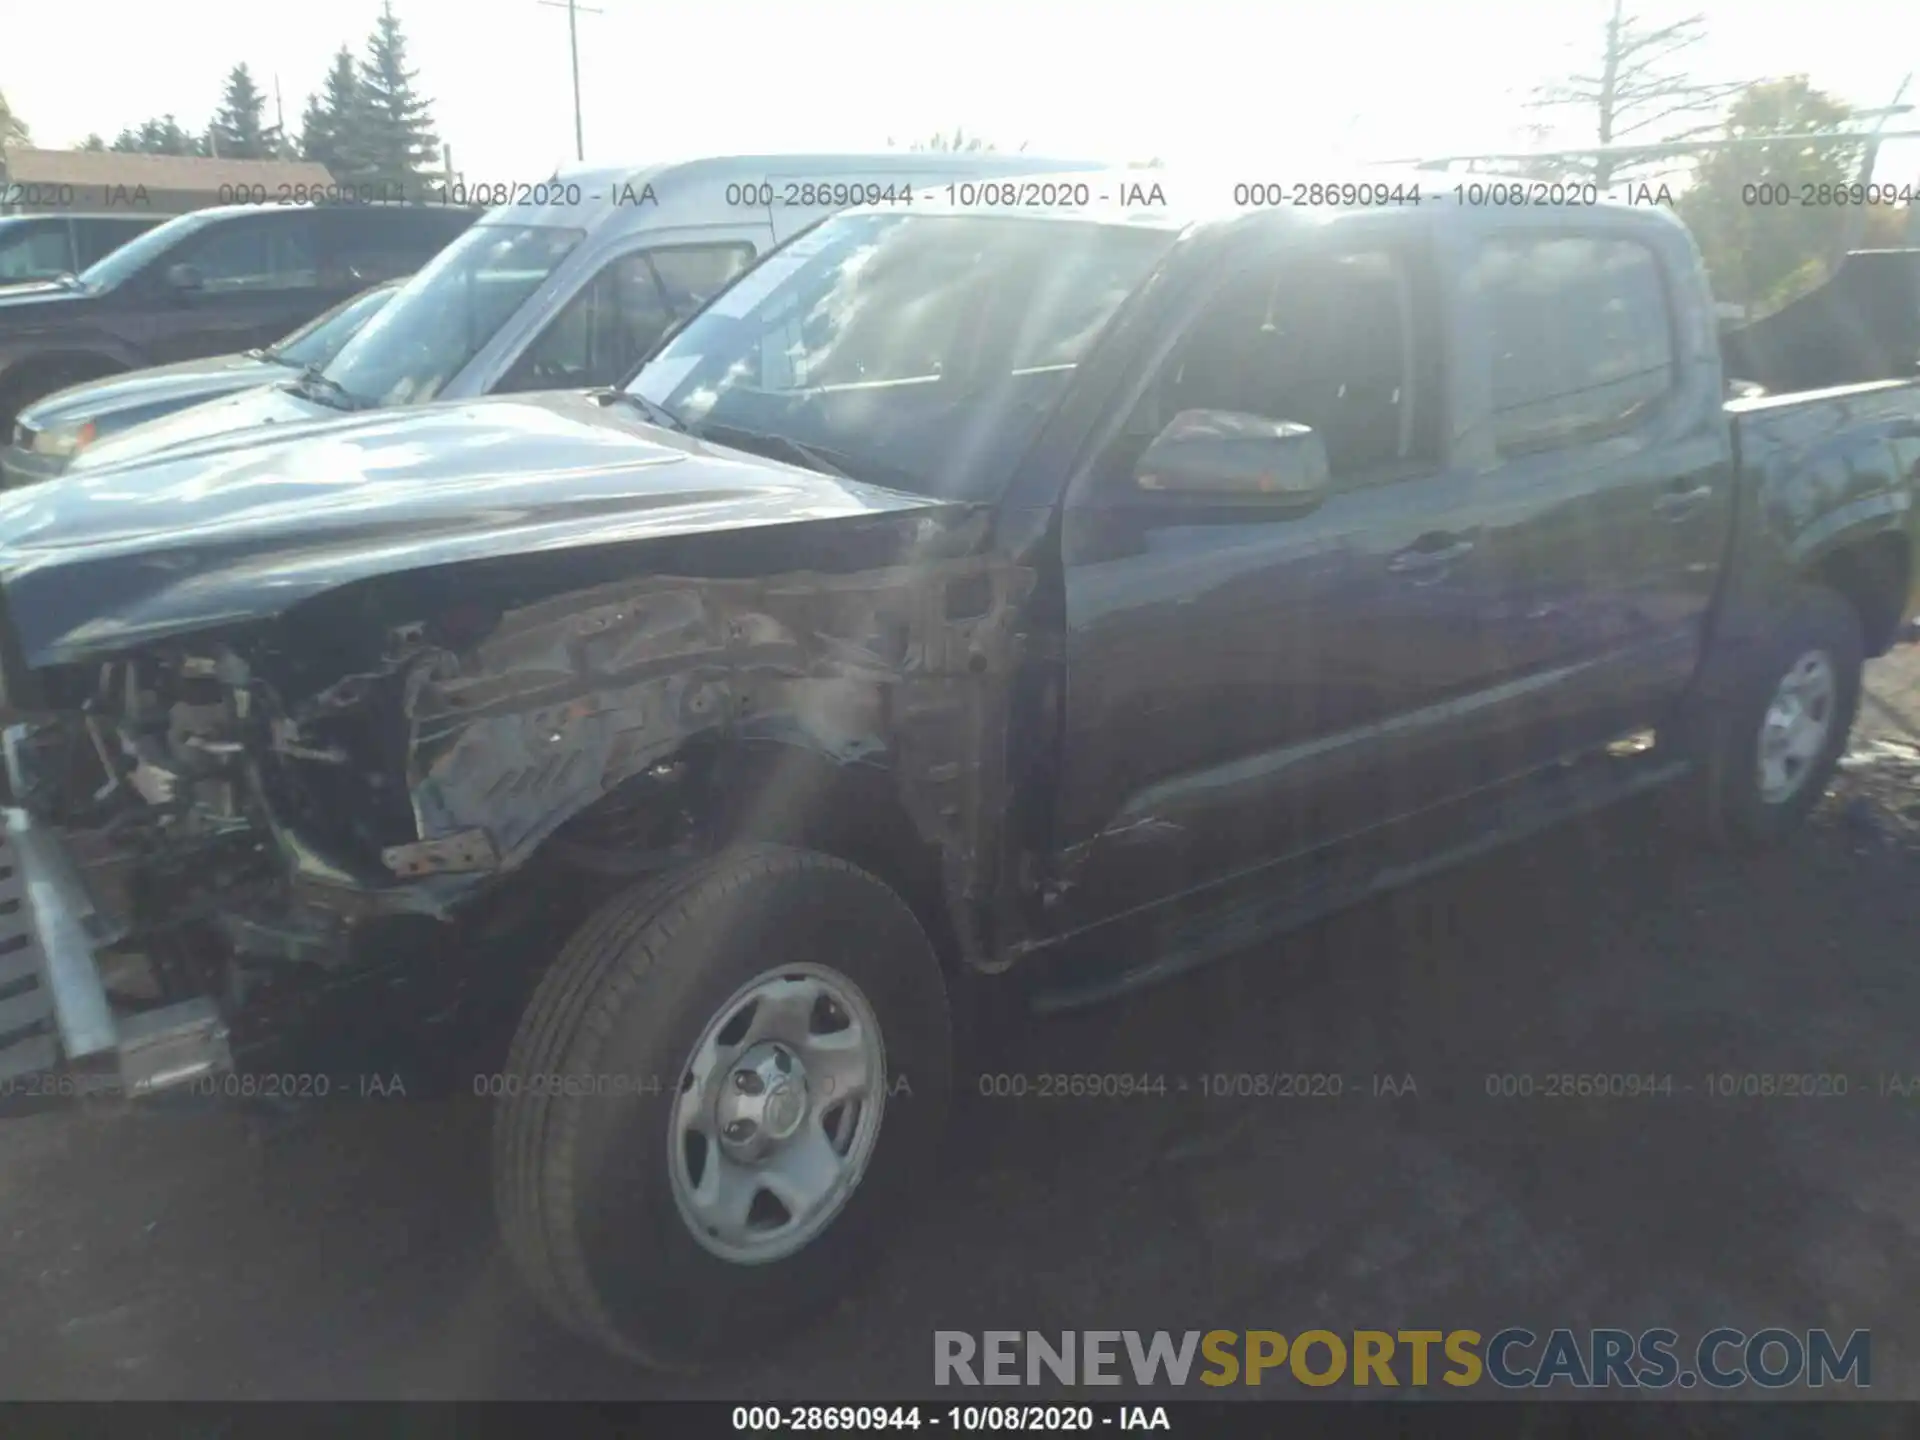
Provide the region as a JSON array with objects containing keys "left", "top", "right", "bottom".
[
  {"left": 67, "top": 0, "right": 439, "bottom": 192},
  {"left": 1517, "top": 1, "right": 1917, "bottom": 313},
  {"left": 6, "top": 3, "right": 1914, "bottom": 307}
]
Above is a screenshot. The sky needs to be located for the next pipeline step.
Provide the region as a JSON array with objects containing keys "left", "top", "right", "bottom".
[{"left": 6, "top": 0, "right": 1920, "bottom": 184}]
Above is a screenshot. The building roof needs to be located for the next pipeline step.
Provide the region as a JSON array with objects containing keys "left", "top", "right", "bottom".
[{"left": 0, "top": 147, "right": 336, "bottom": 194}]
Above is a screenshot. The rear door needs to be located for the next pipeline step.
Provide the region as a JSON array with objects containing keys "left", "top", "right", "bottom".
[
  {"left": 492, "top": 228, "right": 762, "bottom": 393},
  {"left": 1451, "top": 216, "right": 1733, "bottom": 764},
  {"left": 145, "top": 210, "right": 331, "bottom": 360}
]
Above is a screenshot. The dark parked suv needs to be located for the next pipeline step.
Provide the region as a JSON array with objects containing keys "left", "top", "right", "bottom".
[
  {"left": 0, "top": 213, "right": 164, "bottom": 286},
  {"left": 0, "top": 202, "right": 478, "bottom": 430}
]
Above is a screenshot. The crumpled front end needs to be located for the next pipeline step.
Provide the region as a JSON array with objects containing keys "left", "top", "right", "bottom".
[
  {"left": 0, "top": 519, "right": 1036, "bottom": 1110},
  {"left": 0, "top": 576, "right": 239, "bottom": 1107}
]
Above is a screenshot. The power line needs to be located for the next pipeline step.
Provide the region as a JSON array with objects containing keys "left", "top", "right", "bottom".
[{"left": 536, "top": 0, "right": 603, "bottom": 162}]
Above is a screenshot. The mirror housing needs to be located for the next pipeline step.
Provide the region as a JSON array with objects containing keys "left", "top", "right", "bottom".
[
  {"left": 1134, "top": 409, "right": 1330, "bottom": 506},
  {"left": 164, "top": 262, "right": 204, "bottom": 293}
]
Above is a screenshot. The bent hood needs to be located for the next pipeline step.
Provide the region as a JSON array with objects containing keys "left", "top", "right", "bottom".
[
  {"left": 23, "top": 353, "right": 286, "bottom": 440},
  {"left": 0, "top": 390, "right": 953, "bottom": 668},
  {"left": 69, "top": 382, "right": 331, "bottom": 471}
]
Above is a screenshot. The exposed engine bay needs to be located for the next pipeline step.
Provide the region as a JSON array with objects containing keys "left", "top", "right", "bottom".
[{"left": 0, "top": 549, "right": 1033, "bottom": 1091}]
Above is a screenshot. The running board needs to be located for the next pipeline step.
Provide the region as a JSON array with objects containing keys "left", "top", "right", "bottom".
[{"left": 1026, "top": 754, "right": 1692, "bottom": 1016}]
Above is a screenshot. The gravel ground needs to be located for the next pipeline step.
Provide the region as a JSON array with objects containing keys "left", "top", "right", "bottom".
[{"left": 6, "top": 650, "right": 1920, "bottom": 1400}]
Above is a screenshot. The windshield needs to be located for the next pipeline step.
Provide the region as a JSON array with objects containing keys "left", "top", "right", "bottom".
[
  {"left": 265, "top": 284, "right": 399, "bottom": 369},
  {"left": 320, "top": 222, "right": 587, "bottom": 406},
  {"left": 628, "top": 212, "right": 1174, "bottom": 500},
  {"left": 74, "top": 209, "right": 211, "bottom": 291}
]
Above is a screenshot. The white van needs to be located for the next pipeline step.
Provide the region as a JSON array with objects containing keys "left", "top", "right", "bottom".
[{"left": 70, "top": 152, "right": 1102, "bottom": 470}]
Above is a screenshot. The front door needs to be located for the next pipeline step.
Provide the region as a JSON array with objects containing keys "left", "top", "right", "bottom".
[
  {"left": 140, "top": 211, "right": 341, "bottom": 362},
  {"left": 1052, "top": 218, "right": 1516, "bottom": 934}
]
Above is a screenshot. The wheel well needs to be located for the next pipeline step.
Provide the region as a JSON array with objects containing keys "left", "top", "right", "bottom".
[
  {"left": 1810, "top": 532, "right": 1912, "bottom": 656},
  {"left": 702, "top": 743, "right": 963, "bottom": 970},
  {"left": 529, "top": 740, "right": 963, "bottom": 973}
]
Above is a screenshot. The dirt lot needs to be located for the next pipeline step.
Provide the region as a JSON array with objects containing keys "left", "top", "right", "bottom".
[{"left": 7, "top": 651, "right": 1920, "bottom": 1400}]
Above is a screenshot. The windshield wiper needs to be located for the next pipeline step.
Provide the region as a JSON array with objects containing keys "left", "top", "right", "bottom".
[
  {"left": 593, "top": 388, "right": 685, "bottom": 431},
  {"left": 285, "top": 364, "right": 374, "bottom": 411},
  {"left": 684, "top": 420, "right": 858, "bottom": 483}
]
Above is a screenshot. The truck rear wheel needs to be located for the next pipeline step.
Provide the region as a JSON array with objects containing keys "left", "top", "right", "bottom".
[
  {"left": 493, "top": 844, "right": 952, "bottom": 1367},
  {"left": 1680, "top": 583, "right": 1863, "bottom": 849}
]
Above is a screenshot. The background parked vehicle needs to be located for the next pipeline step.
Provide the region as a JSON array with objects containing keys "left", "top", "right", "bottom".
[
  {"left": 0, "top": 212, "right": 164, "bottom": 287},
  {"left": 2, "top": 173, "right": 1915, "bottom": 1369},
  {"left": 2, "top": 278, "right": 405, "bottom": 487},
  {"left": 0, "top": 202, "right": 480, "bottom": 433},
  {"left": 1721, "top": 246, "right": 1920, "bottom": 393},
  {"left": 53, "top": 152, "right": 1102, "bottom": 470}
]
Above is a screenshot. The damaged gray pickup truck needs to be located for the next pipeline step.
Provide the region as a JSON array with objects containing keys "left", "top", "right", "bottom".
[{"left": 2, "top": 177, "right": 1918, "bottom": 1366}]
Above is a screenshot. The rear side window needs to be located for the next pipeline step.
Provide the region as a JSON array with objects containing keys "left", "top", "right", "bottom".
[
  {"left": 1468, "top": 235, "right": 1676, "bottom": 455},
  {"left": 0, "top": 219, "right": 72, "bottom": 279},
  {"left": 176, "top": 213, "right": 319, "bottom": 291},
  {"left": 322, "top": 206, "right": 478, "bottom": 284},
  {"left": 73, "top": 217, "right": 157, "bottom": 268}
]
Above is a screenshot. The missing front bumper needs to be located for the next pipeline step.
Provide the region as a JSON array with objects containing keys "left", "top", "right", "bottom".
[{"left": 0, "top": 805, "right": 232, "bottom": 1108}]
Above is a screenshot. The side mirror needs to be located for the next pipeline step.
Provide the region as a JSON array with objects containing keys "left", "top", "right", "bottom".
[
  {"left": 1134, "top": 409, "right": 1330, "bottom": 507},
  {"left": 164, "top": 262, "right": 204, "bottom": 293}
]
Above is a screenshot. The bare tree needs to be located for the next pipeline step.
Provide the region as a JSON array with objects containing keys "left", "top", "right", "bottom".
[
  {"left": 1527, "top": 1, "right": 1746, "bottom": 186},
  {"left": 0, "top": 88, "right": 30, "bottom": 147},
  {"left": 886, "top": 127, "right": 1027, "bottom": 153}
]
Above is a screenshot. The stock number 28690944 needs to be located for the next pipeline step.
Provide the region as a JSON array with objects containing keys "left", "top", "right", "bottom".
[{"left": 976, "top": 1073, "right": 1168, "bottom": 1099}]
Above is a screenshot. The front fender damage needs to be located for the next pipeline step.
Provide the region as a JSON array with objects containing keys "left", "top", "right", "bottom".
[{"left": 335, "top": 556, "right": 1035, "bottom": 967}]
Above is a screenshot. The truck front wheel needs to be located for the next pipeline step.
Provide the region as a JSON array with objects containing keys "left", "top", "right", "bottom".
[
  {"left": 493, "top": 845, "right": 952, "bottom": 1367},
  {"left": 1682, "top": 583, "right": 1864, "bottom": 849}
]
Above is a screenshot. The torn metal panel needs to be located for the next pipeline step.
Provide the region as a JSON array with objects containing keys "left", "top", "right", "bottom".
[{"left": 399, "top": 556, "right": 1035, "bottom": 963}]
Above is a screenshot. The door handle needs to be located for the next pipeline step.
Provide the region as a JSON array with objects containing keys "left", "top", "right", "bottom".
[
  {"left": 1388, "top": 536, "right": 1476, "bottom": 577},
  {"left": 1653, "top": 484, "right": 1713, "bottom": 521}
]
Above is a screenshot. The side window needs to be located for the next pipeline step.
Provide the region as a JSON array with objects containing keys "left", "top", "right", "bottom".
[
  {"left": 325, "top": 208, "right": 472, "bottom": 284},
  {"left": 501, "top": 242, "right": 754, "bottom": 393},
  {"left": 74, "top": 218, "right": 150, "bottom": 268},
  {"left": 0, "top": 221, "right": 73, "bottom": 280},
  {"left": 1468, "top": 235, "right": 1676, "bottom": 455},
  {"left": 1124, "top": 243, "right": 1433, "bottom": 486},
  {"left": 645, "top": 244, "right": 754, "bottom": 329},
  {"left": 178, "top": 216, "right": 319, "bottom": 291}
]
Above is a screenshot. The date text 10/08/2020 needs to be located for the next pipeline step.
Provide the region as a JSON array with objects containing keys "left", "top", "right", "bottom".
[{"left": 731, "top": 1407, "right": 1169, "bottom": 1432}]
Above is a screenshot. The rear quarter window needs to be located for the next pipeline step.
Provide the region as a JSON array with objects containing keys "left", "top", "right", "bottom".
[{"left": 321, "top": 206, "right": 480, "bottom": 285}]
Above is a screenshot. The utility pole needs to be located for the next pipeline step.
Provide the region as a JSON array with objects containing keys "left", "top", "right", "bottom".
[
  {"left": 1840, "top": 75, "right": 1911, "bottom": 258},
  {"left": 537, "top": 0, "right": 602, "bottom": 162}
]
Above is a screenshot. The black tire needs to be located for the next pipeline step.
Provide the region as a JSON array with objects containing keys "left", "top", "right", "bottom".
[
  {"left": 493, "top": 843, "right": 952, "bottom": 1367},
  {"left": 1675, "top": 583, "right": 1864, "bottom": 850}
]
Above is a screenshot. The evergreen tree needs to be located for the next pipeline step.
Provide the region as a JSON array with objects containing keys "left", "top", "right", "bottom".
[
  {"left": 299, "top": 47, "right": 361, "bottom": 174},
  {"left": 110, "top": 116, "right": 204, "bottom": 156},
  {"left": 345, "top": 2, "right": 440, "bottom": 188},
  {"left": 0, "top": 89, "right": 29, "bottom": 146},
  {"left": 79, "top": 134, "right": 107, "bottom": 152},
  {"left": 209, "top": 63, "right": 281, "bottom": 159}
]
